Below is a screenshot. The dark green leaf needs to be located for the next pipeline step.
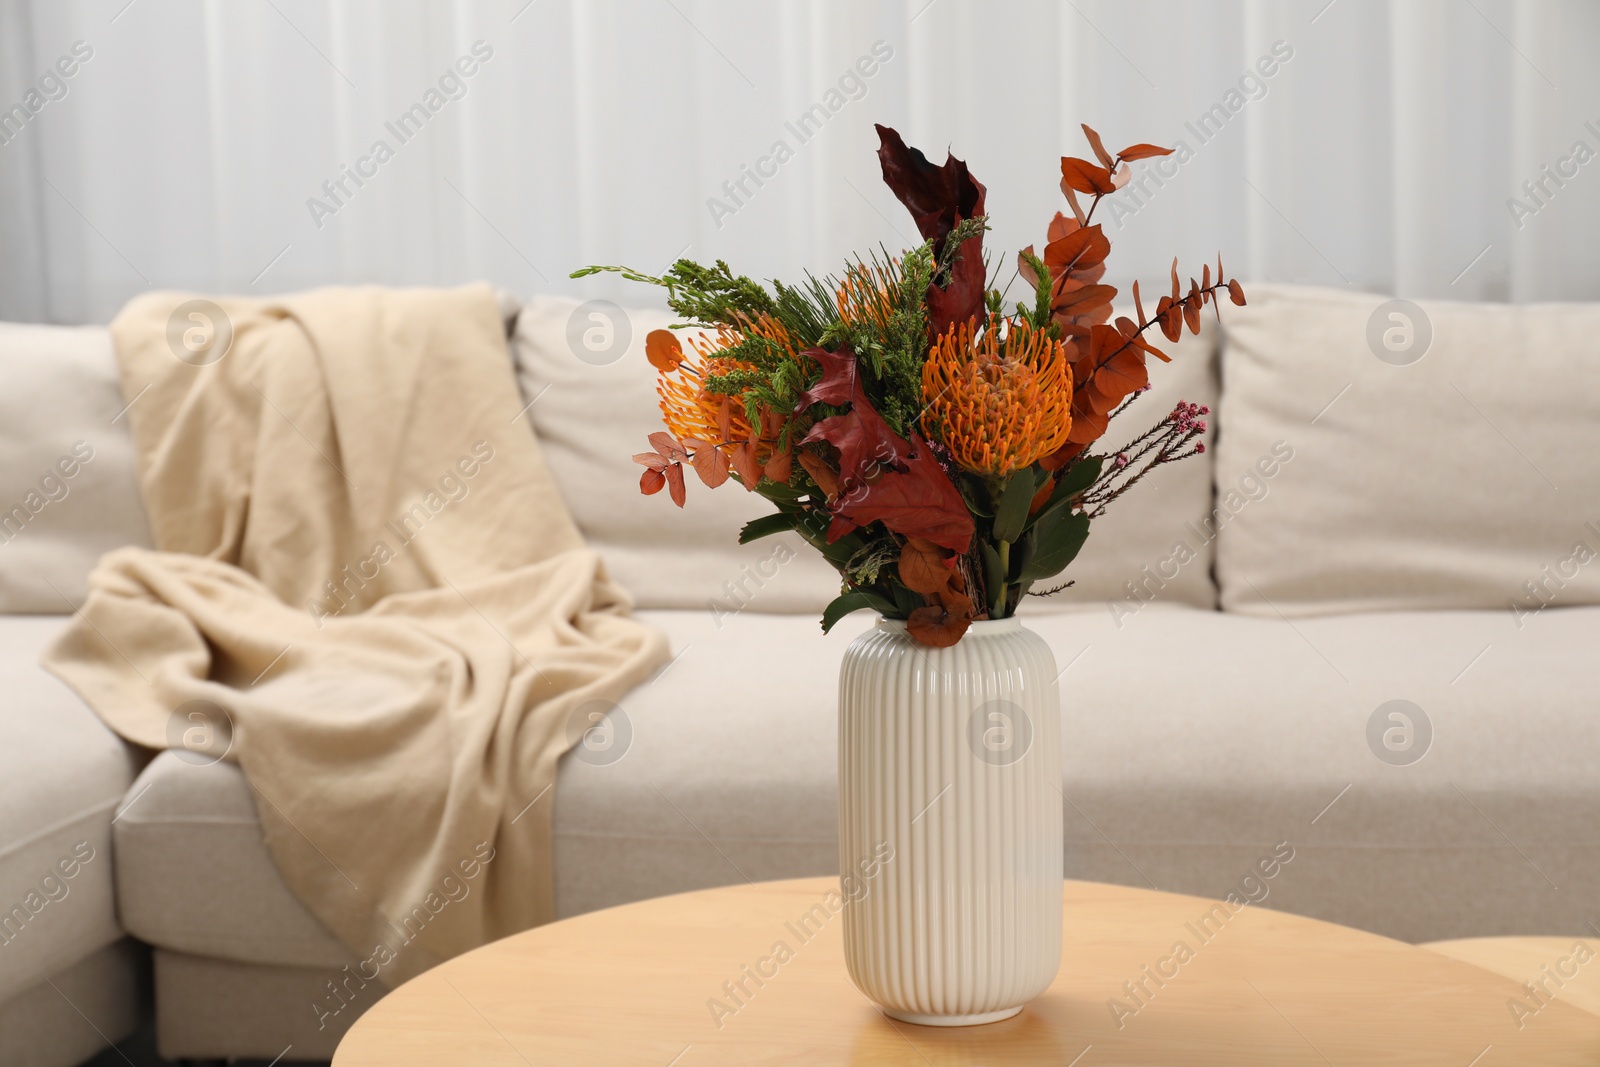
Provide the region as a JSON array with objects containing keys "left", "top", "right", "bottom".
[
  {"left": 1020, "top": 512, "right": 1091, "bottom": 583},
  {"left": 957, "top": 475, "right": 993, "bottom": 517},
  {"left": 991, "top": 469, "right": 1037, "bottom": 544},
  {"left": 889, "top": 580, "right": 922, "bottom": 617},
  {"left": 1030, "top": 497, "right": 1070, "bottom": 544},
  {"left": 1023, "top": 456, "right": 1102, "bottom": 537},
  {"left": 822, "top": 591, "right": 878, "bottom": 633},
  {"left": 757, "top": 480, "right": 809, "bottom": 504},
  {"left": 1052, "top": 456, "right": 1104, "bottom": 504},
  {"left": 738, "top": 513, "right": 796, "bottom": 544},
  {"left": 1013, "top": 526, "right": 1037, "bottom": 580}
]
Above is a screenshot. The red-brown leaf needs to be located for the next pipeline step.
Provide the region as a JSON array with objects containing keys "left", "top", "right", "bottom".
[
  {"left": 1161, "top": 307, "right": 1184, "bottom": 342},
  {"left": 664, "top": 463, "right": 686, "bottom": 507},
  {"left": 685, "top": 439, "right": 729, "bottom": 488},
  {"left": 640, "top": 468, "right": 666, "bottom": 495},
  {"left": 831, "top": 435, "right": 974, "bottom": 554},
  {"left": 1081, "top": 123, "right": 1115, "bottom": 169},
  {"left": 1060, "top": 157, "right": 1116, "bottom": 196},
  {"left": 764, "top": 448, "right": 792, "bottom": 484},
  {"left": 1117, "top": 143, "right": 1174, "bottom": 161},
  {"left": 1017, "top": 246, "right": 1043, "bottom": 290},
  {"left": 907, "top": 603, "right": 971, "bottom": 648},
  {"left": 645, "top": 329, "right": 684, "bottom": 373},
  {"left": 632, "top": 451, "right": 669, "bottom": 470},
  {"left": 1228, "top": 279, "right": 1247, "bottom": 306},
  {"left": 795, "top": 345, "right": 857, "bottom": 407},
  {"left": 926, "top": 233, "right": 988, "bottom": 341},
  {"left": 799, "top": 347, "right": 913, "bottom": 492},
  {"left": 648, "top": 431, "right": 689, "bottom": 462},
  {"left": 731, "top": 440, "right": 763, "bottom": 488},
  {"left": 1043, "top": 224, "right": 1110, "bottom": 275},
  {"left": 898, "top": 537, "right": 955, "bottom": 596},
  {"left": 1047, "top": 212, "right": 1078, "bottom": 244},
  {"left": 798, "top": 450, "right": 840, "bottom": 499},
  {"left": 1028, "top": 477, "right": 1055, "bottom": 515},
  {"left": 1052, "top": 282, "right": 1119, "bottom": 317}
]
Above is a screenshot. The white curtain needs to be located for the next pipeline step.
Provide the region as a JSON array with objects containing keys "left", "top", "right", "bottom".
[{"left": 2, "top": 0, "right": 1597, "bottom": 325}]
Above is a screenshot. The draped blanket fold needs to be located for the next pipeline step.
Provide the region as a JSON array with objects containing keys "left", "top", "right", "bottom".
[{"left": 44, "top": 285, "right": 668, "bottom": 984}]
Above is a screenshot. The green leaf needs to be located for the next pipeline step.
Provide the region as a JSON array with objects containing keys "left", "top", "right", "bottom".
[
  {"left": 1013, "top": 526, "right": 1037, "bottom": 580},
  {"left": 1030, "top": 496, "right": 1070, "bottom": 544},
  {"left": 1023, "top": 456, "right": 1103, "bottom": 538},
  {"left": 757, "top": 481, "right": 808, "bottom": 504},
  {"left": 822, "top": 591, "right": 879, "bottom": 633},
  {"left": 957, "top": 475, "right": 993, "bottom": 517},
  {"left": 888, "top": 580, "right": 922, "bottom": 617},
  {"left": 991, "top": 469, "right": 1037, "bottom": 544},
  {"left": 738, "top": 513, "right": 796, "bottom": 544},
  {"left": 1020, "top": 512, "right": 1090, "bottom": 583},
  {"left": 1052, "top": 456, "right": 1104, "bottom": 505}
]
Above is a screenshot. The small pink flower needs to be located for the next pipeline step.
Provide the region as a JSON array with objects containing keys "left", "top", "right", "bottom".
[
  {"left": 1115, "top": 452, "right": 1130, "bottom": 467},
  {"left": 1195, "top": 442, "right": 1206, "bottom": 454}
]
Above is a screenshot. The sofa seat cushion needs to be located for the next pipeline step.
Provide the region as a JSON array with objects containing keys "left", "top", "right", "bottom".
[
  {"left": 0, "top": 616, "right": 139, "bottom": 1004},
  {"left": 0, "top": 939, "right": 148, "bottom": 1067},
  {"left": 112, "top": 604, "right": 1600, "bottom": 968}
]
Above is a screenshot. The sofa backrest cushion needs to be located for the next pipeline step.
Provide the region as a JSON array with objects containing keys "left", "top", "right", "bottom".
[
  {"left": 512, "top": 295, "right": 1221, "bottom": 616},
  {"left": 0, "top": 323, "right": 153, "bottom": 612},
  {"left": 1216, "top": 283, "right": 1600, "bottom": 618},
  {"left": 511, "top": 297, "right": 842, "bottom": 614}
]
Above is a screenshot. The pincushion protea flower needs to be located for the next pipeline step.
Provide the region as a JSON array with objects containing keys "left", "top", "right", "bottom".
[
  {"left": 656, "top": 348, "right": 751, "bottom": 447},
  {"left": 922, "top": 318, "right": 1073, "bottom": 478},
  {"left": 649, "top": 313, "right": 800, "bottom": 454},
  {"left": 577, "top": 121, "right": 1244, "bottom": 647},
  {"left": 649, "top": 313, "right": 803, "bottom": 484},
  {"left": 836, "top": 260, "right": 899, "bottom": 333}
]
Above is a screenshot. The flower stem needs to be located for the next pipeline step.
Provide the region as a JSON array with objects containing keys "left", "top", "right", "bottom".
[{"left": 994, "top": 540, "right": 1011, "bottom": 617}]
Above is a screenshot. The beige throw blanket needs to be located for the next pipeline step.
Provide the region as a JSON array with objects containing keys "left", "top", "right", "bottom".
[{"left": 45, "top": 285, "right": 667, "bottom": 984}]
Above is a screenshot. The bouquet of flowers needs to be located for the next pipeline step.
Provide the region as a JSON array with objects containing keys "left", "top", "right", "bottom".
[{"left": 575, "top": 124, "right": 1244, "bottom": 647}]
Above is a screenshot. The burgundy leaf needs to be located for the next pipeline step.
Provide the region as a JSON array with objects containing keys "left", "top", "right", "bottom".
[
  {"left": 831, "top": 434, "right": 974, "bottom": 554},
  {"left": 875, "top": 124, "right": 986, "bottom": 255}
]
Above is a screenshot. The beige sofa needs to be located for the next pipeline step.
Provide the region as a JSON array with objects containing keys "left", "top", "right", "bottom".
[{"left": 2, "top": 285, "right": 1597, "bottom": 1063}]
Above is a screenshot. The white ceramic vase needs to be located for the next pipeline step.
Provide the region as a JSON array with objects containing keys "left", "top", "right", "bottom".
[{"left": 838, "top": 616, "right": 1063, "bottom": 1026}]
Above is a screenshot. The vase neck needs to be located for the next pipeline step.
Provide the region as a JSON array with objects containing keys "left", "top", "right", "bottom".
[{"left": 875, "top": 616, "right": 1024, "bottom": 638}]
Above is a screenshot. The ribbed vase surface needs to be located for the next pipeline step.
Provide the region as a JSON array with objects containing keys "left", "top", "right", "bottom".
[{"left": 838, "top": 616, "right": 1063, "bottom": 1026}]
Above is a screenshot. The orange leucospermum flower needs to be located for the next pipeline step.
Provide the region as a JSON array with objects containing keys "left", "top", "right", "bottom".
[
  {"left": 921, "top": 317, "right": 1074, "bottom": 478},
  {"left": 655, "top": 313, "right": 799, "bottom": 455},
  {"left": 836, "top": 260, "right": 899, "bottom": 333}
]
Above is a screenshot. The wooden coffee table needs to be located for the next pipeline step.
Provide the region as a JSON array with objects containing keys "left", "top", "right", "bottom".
[{"left": 332, "top": 878, "right": 1600, "bottom": 1065}]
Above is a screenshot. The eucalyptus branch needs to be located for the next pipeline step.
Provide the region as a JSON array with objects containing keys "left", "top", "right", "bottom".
[{"left": 1071, "top": 280, "right": 1233, "bottom": 399}]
